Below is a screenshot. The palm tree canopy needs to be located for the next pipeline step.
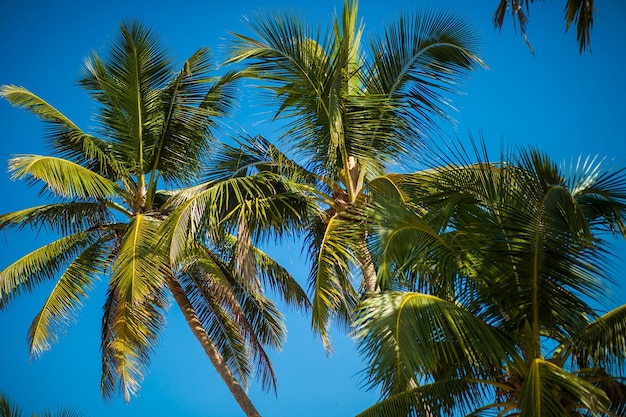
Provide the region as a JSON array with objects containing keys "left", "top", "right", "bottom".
[
  {"left": 354, "top": 142, "right": 626, "bottom": 415},
  {"left": 225, "top": 0, "right": 485, "bottom": 350},
  {"left": 0, "top": 21, "right": 308, "bottom": 412}
]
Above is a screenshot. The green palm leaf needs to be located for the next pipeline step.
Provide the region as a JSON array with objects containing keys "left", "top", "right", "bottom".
[
  {"left": 353, "top": 292, "right": 514, "bottom": 397},
  {"left": 9, "top": 155, "right": 121, "bottom": 199},
  {"left": 519, "top": 358, "right": 610, "bottom": 415},
  {"left": 28, "top": 241, "right": 109, "bottom": 358},
  {"left": 569, "top": 304, "right": 626, "bottom": 374},
  {"left": 0, "top": 231, "right": 99, "bottom": 308},
  {"left": 0, "top": 202, "right": 114, "bottom": 235}
]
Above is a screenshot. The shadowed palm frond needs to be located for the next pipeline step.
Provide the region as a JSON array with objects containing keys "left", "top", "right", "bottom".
[
  {"left": 519, "top": 358, "right": 610, "bottom": 415},
  {"left": 0, "top": 202, "right": 115, "bottom": 235},
  {"left": 353, "top": 292, "right": 514, "bottom": 397}
]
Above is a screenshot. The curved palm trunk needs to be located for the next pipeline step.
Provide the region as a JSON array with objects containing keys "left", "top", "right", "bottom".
[{"left": 166, "top": 276, "right": 262, "bottom": 417}]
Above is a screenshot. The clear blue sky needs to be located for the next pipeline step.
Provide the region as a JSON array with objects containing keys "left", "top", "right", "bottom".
[{"left": 1, "top": 1, "right": 625, "bottom": 416}]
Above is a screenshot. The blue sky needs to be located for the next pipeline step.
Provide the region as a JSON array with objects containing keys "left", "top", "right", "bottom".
[{"left": 1, "top": 1, "right": 625, "bottom": 416}]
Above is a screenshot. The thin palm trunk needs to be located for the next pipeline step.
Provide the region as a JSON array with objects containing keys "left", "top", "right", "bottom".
[{"left": 166, "top": 276, "right": 262, "bottom": 417}]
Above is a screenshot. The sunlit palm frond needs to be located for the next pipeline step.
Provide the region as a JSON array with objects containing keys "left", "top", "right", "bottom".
[
  {"left": 28, "top": 241, "right": 109, "bottom": 358},
  {"left": 0, "top": 231, "right": 99, "bottom": 308},
  {"left": 0, "top": 202, "right": 114, "bottom": 235},
  {"left": 0, "top": 85, "right": 122, "bottom": 179},
  {"left": 110, "top": 214, "right": 167, "bottom": 305},
  {"left": 79, "top": 21, "right": 174, "bottom": 172},
  {"left": 163, "top": 172, "right": 309, "bottom": 264},
  {"left": 150, "top": 48, "right": 240, "bottom": 186},
  {"left": 100, "top": 278, "right": 168, "bottom": 403},
  {"left": 207, "top": 135, "right": 319, "bottom": 186},
  {"left": 353, "top": 292, "right": 514, "bottom": 397},
  {"left": 9, "top": 155, "right": 122, "bottom": 199}
]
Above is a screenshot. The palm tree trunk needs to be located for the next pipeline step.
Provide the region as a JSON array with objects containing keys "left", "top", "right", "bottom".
[
  {"left": 166, "top": 276, "right": 262, "bottom": 417},
  {"left": 358, "top": 239, "right": 378, "bottom": 293}
]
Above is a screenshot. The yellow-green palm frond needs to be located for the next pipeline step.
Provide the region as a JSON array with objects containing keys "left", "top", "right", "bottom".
[
  {"left": 163, "top": 173, "right": 309, "bottom": 264},
  {"left": 356, "top": 379, "right": 493, "bottom": 417},
  {"left": 102, "top": 214, "right": 169, "bottom": 402},
  {"left": 109, "top": 214, "right": 168, "bottom": 305},
  {"left": 28, "top": 242, "right": 110, "bottom": 358},
  {"left": 0, "top": 231, "right": 101, "bottom": 308},
  {"left": 100, "top": 277, "right": 169, "bottom": 403},
  {"left": 0, "top": 85, "right": 125, "bottom": 180},
  {"left": 9, "top": 155, "right": 122, "bottom": 200},
  {"left": 79, "top": 21, "right": 174, "bottom": 173},
  {"left": 148, "top": 48, "right": 240, "bottom": 187}
]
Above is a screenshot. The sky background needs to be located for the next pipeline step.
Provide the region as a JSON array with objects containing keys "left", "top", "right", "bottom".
[{"left": 1, "top": 1, "right": 625, "bottom": 416}]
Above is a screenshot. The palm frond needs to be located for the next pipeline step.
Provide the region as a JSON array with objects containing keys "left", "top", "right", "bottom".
[
  {"left": 356, "top": 379, "right": 493, "bottom": 417},
  {"left": 0, "top": 202, "right": 113, "bottom": 235},
  {"left": 9, "top": 155, "right": 122, "bottom": 199},
  {"left": 564, "top": 0, "right": 595, "bottom": 53},
  {"left": 0, "top": 85, "right": 123, "bottom": 179},
  {"left": 365, "top": 9, "right": 485, "bottom": 152},
  {"left": 0, "top": 231, "right": 99, "bottom": 308},
  {"left": 148, "top": 49, "right": 240, "bottom": 187},
  {"left": 101, "top": 215, "right": 169, "bottom": 402},
  {"left": 28, "top": 241, "right": 109, "bottom": 358},
  {"left": 569, "top": 304, "right": 626, "bottom": 374},
  {"left": 0, "top": 391, "right": 22, "bottom": 417},
  {"left": 307, "top": 212, "right": 360, "bottom": 351},
  {"left": 519, "top": 358, "right": 610, "bottom": 415},
  {"left": 79, "top": 20, "right": 173, "bottom": 175},
  {"left": 353, "top": 292, "right": 514, "bottom": 397}
]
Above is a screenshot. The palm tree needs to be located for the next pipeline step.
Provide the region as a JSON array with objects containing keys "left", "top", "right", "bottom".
[
  {"left": 224, "top": 0, "right": 484, "bottom": 348},
  {"left": 0, "top": 21, "right": 309, "bottom": 417},
  {"left": 353, "top": 143, "right": 626, "bottom": 415},
  {"left": 0, "top": 391, "right": 83, "bottom": 417}
]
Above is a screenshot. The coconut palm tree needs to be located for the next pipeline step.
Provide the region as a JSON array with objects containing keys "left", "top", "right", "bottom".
[
  {"left": 353, "top": 144, "right": 626, "bottom": 416},
  {"left": 224, "top": 0, "right": 484, "bottom": 348},
  {"left": 0, "top": 391, "right": 83, "bottom": 417},
  {"left": 0, "top": 21, "right": 309, "bottom": 417}
]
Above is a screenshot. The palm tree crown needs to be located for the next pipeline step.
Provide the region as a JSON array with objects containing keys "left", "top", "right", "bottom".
[
  {"left": 354, "top": 143, "right": 626, "bottom": 416},
  {"left": 224, "top": 0, "right": 485, "bottom": 348},
  {"left": 0, "top": 20, "right": 309, "bottom": 417}
]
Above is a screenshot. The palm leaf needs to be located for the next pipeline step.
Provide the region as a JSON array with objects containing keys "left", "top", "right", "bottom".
[
  {"left": 0, "top": 231, "right": 99, "bottom": 308},
  {"left": 519, "top": 358, "right": 610, "bottom": 415},
  {"left": 353, "top": 292, "right": 514, "bottom": 397},
  {"left": 28, "top": 241, "right": 109, "bottom": 358},
  {"left": 356, "top": 379, "right": 493, "bottom": 417},
  {"left": 568, "top": 304, "right": 626, "bottom": 374},
  {"left": 9, "top": 155, "right": 122, "bottom": 199},
  {"left": 0, "top": 202, "right": 114, "bottom": 235},
  {"left": 307, "top": 211, "right": 360, "bottom": 351}
]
